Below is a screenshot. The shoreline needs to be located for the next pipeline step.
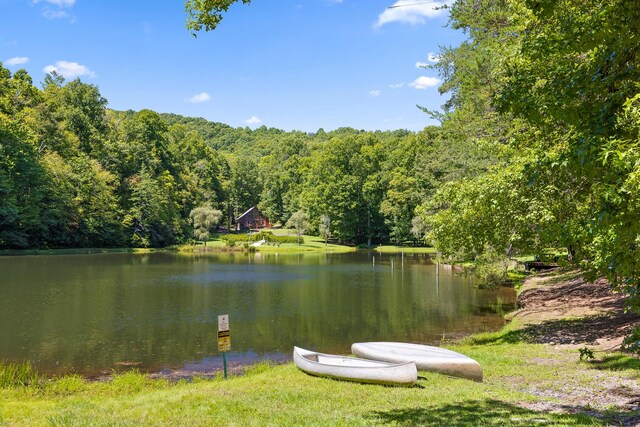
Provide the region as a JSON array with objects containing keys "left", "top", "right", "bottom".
[
  {"left": 0, "top": 241, "right": 437, "bottom": 257},
  {"left": 141, "top": 268, "right": 638, "bottom": 382},
  {"left": 6, "top": 268, "right": 634, "bottom": 383}
]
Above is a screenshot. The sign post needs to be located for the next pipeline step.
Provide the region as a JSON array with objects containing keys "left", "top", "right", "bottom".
[{"left": 217, "top": 314, "right": 230, "bottom": 379}]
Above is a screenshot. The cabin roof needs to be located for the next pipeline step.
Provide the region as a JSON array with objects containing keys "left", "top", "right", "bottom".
[{"left": 237, "top": 206, "right": 259, "bottom": 221}]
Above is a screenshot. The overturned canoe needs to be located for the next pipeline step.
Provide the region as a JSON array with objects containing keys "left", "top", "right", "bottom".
[
  {"left": 351, "top": 342, "right": 483, "bottom": 382},
  {"left": 293, "top": 346, "right": 417, "bottom": 386}
]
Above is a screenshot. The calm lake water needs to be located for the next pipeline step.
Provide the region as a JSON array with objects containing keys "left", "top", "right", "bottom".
[{"left": 0, "top": 251, "right": 515, "bottom": 377}]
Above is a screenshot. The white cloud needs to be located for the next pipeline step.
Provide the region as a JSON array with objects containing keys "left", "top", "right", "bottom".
[
  {"left": 42, "top": 9, "right": 68, "bottom": 19},
  {"left": 416, "top": 53, "right": 440, "bottom": 68},
  {"left": 34, "top": 0, "right": 76, "bottom": 20},
  {"left": 245, "top": 116, "right": 263, "bottom": 125},
  {"left": 409, "top": 76, "right": 441, "bottom": 89},
  {"left": 428, "top": 52, "right": 440, "bottom": 63},
  {"left": 43, "top": 61, "right": 95, "bottom": 78},
  {"left": 369, "top": 90, "right": 381, "bottom": 97},
  {"left": 375, "top": 0, "right": 452, "bottom": 27},
  {"left": 189, "top": 92, "right": 211, "bottom": 103},
  {"left": 5, "top": 57, "right": 29, "bottom": 66},
  {"left": 35, "top": 0, "right": 76, "bottom": 6},
  {"left": 47, "top": 0, "right": 74, "bottom": 5},
  {"left": 389, "top": 82, "right": 405, "bottom": 89}
]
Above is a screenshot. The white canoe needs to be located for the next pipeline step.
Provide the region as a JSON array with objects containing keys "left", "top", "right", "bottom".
[
  {"left": 293, "top": 346, "right": 417, "bottom": 386},
  {"left": 351, "top": 342, "right": 483, "bottom": 382}
]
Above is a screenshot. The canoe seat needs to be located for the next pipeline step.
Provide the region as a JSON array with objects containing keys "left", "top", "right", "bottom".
[{"left": 303, "top": 354, "right": 319, "bottom": 362}]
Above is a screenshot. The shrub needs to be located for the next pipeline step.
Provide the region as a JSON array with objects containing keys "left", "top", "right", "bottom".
[{"left": 219, "top": 231, "right": 302, "bottom": 246}]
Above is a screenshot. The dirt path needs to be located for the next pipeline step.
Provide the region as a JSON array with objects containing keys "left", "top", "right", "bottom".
[
  {"left": 508, "top": 269, "right": 640, "bottom": 424},
  {"left": 511, "top": 269, "right": 639, "bottom": 350}
]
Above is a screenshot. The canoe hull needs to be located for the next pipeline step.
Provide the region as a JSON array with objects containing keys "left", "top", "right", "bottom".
[
  {"left": 293, "top": 346, "right": 417, "bottom": 386},
  {"left": 351, "top": 342, "right": 483, "bottom": 382}
]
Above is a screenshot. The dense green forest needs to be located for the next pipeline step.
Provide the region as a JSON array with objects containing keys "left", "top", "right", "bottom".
[{"left": 0, "top": 65, "right": 490, "bottom": 249}]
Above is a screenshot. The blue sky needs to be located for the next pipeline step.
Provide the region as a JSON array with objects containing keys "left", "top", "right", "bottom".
[{"left": 1, "top": 0, "right": 464, "bottom": 132}]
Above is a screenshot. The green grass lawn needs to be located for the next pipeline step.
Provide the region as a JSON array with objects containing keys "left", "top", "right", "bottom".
[
  {"left": 256, "top": 233, "right": 355, "bottom": 253},
  {"left": 374, "top": 245, "right": 437, "bottom": 254},
  {"left": 0, "top": 247, "right": 160, "bottom": 256},
  {"left": 190, "top": 230, "right": 356, "bottom": 254},
  {"left": 1, "top": 340, "right": 626, "bottom": 426},
  {"left": 187, "top": 239, "right": 228, "bottom": 249}
]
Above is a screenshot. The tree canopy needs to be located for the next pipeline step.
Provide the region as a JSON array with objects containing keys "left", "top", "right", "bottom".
[
  {"left": 1, "top": 62, "right": 455, "bottom": 249},
  {"left": 411, "top": 0, "right": 640, "bottom": 348},
  {"left": 185, "top": 0, "right": 251, "bottom": 34}
]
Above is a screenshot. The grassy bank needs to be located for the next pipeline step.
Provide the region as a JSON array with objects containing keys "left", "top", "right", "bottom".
[
  {"left": 374, "top": 245, "right": 437, "bottom": 254},
  {"left": 254, "top": 234, "right": 355, "bottom": 253},
  {"left": 0, "top": 343, "right": 630, "bottom": 425},
  {"left": 0, "top": 231, "right": 354, "bottom": 257},
  {"left": 2, "top": 270, "right": 638, "bottom": 425},
  {"left": 0, "top": 247, "right": 160, "bottom": 256},
  {"left": 184, "top": 231, "right": 355, "bottom": 254}
]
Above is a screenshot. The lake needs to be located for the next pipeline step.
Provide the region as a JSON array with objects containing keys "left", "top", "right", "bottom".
[{"left": 0, "top": 251, "right": 515, "bottom": 377}]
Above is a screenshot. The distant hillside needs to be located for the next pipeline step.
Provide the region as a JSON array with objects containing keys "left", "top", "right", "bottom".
[{"left": 123, "top": 111, "right": 413, "bottom": 159}]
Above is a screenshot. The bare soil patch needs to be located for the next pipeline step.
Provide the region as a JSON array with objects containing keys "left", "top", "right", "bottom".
[
  {"left": 509, "top": 269, "right": 640, "bottom": 425},
  {"left": 511, "top": 270, "right": 639, "bottom": 350}
]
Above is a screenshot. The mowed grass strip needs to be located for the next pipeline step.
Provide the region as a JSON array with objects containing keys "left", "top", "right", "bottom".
[
  {"left": 0, "top": 344, "right": 615, "bottom": 426},
  {"left": 255, "top": 234, "right": 355, "bottom": 253},
  {"left": 374, "top": 245, "right": 437, "bottom": 254}
]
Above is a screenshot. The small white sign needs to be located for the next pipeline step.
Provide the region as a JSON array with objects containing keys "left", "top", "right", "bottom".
[{"left": 218, "top": 314, "right": 229, "bottom": 332}]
